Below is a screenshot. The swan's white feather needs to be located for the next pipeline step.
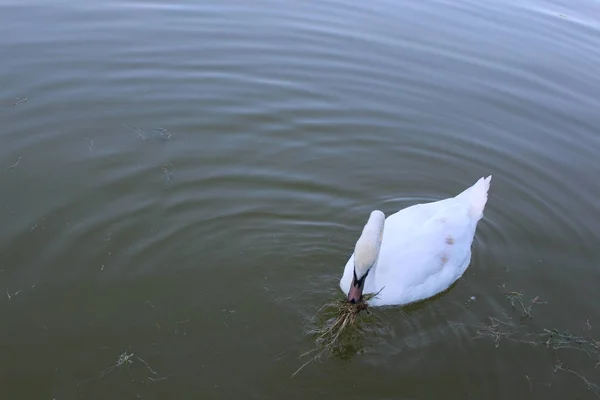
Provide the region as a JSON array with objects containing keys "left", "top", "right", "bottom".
[{"left": 340, "top": 176, "right": 491, "bottom": 306}]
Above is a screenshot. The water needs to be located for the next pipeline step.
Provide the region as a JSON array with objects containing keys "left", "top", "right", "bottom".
[{"left": 1, "top": 0, "right": 600, "bottom": 398}]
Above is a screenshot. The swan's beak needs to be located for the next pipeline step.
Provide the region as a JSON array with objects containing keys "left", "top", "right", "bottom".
[{"left": 347, "top": 276, "right": 364, "bottom": 303}]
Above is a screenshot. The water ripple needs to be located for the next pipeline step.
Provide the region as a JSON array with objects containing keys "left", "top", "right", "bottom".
[{"left": 2, "top": 0, "right": 600, "bottom": 396}]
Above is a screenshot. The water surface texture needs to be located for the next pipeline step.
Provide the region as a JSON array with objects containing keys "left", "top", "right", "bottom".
[{"left": 2, "top": 0, "right": 600, "bottom": 398}]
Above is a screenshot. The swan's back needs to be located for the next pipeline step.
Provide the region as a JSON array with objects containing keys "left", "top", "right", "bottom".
[{"left": 343, "top": 176, "right": 492, "bottom": 306}]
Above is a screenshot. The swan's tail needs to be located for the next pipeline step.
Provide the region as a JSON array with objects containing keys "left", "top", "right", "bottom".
[{"left": 456, "top": 175, "right": 492, "bottom": 220}]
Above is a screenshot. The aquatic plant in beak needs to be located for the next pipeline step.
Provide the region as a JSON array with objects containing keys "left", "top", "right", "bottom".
[
  {"left": 292, "top": 211, "right": 386, "bottom": 377},
  {"left": 292, "top": 289, "right": 385, "bottom": 377}
]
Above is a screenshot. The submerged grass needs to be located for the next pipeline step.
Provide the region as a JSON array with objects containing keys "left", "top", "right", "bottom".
[
  {"left": 540, "top": 329, "right": 600, "bottom": 396},
  {"left": 474, "top": 316, "right": 516, "bottom": 347},
  {"left": 77, "top": 349, "right": 170, "bottom": 387},
  {"left": 474, "top": 288, "right": 600, "bottom": 396},
  {"left": 537, "top": 328, "right": 600, "bottom": 363},
  {"left": 504, "top": 290, "right": 545, "bottom": 319},
  {"left": 292, "top": 289, "right": 385, "bottom": 377},
  {"left": 293, "top": 280, "right": 600, "bottom": 396}
]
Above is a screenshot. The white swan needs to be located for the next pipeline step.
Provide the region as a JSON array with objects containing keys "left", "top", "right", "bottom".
[{"left": 340, "top": 176, "right": 491, "bottom": 307}]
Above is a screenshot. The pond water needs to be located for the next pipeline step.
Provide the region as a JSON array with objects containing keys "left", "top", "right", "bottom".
[{"left": 1, "top": 0, "right": 600, "bottom": 398}]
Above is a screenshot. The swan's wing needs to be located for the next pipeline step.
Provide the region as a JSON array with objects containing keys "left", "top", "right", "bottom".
[{"left": 375, "top": 199, "right": 476, "bottom": 293}]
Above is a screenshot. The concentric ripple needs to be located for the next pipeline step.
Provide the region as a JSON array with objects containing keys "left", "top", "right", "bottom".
[{"left": 1, "top": 0, "right": 600, "bottom": 398}]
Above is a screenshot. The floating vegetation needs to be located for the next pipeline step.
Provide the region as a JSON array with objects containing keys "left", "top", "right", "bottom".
[
  {"left": 153, "top": 128, "right": 172, "bottom": 140},
  {"left": 292, "top": 290, "right": 385, "bottom": 377},
  {"left": 543, "top": 330, "right": 600, "bottom": 396},
  {"left": 12, "top": 97, "right": 28, "bottom": 107},
  {"left": 474, "top": 316, "right": 517, "bottom": 347},
  {"left": 5, "top": 288, "right": 22, "bottom": 301},
  {"left": 8, "top": 156, "right": 22, "bottom": 170},
  {"left": 554, "top": 360, "right": 599, "bottom": 397},
  {"left": 0, "top": 97, "right": 28, "bottom": 110},
  {"left": 537, "top": 328, "right": 600, "bottom": 363},
  {"left": 162, "top": 164, "right": 173, "bottom": 185},
  {"left": 123, "top": 124, "right": 173, "bottom": 141},
  {"left": 78, "top": 349, "right": 169, "bottom": 387},
  {"left": 473, "top": 288, "right": 600, "bottom": 396},
  {"left": 99, "top": 351, "right": 135, "bottom": 379},
  {"left": 504, "top": 290, "right": 546, "bottom": 319}
]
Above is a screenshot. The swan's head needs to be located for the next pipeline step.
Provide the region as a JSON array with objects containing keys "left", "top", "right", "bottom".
[{"left": 347, "top": 210, "right": 385, "bottom": 303}]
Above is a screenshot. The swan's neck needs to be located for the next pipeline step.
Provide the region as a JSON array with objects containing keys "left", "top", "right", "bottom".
[{"left": 353, "top": 210, "right": 385, "bottom": 279}]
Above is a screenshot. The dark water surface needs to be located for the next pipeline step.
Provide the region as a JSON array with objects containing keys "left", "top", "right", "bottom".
[{"left": 2, "top": 0, "right": 600, "bottom": 398}]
